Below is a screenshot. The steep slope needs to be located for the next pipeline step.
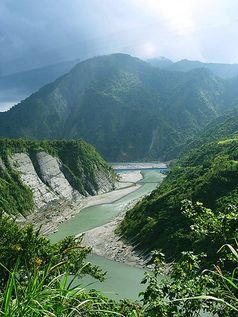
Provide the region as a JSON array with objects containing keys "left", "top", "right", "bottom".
[
  {"left": 119, "top": 133, "right": 238, "bottom": 262},
  {"left": 0, "top": 54, "right": 234, "bottom": 161},
  {"left": 165, "top": 108, "right": 238, "bottom": 159},
  {"left": 0, "top": 139, "right": 115, "bottom": 216}
]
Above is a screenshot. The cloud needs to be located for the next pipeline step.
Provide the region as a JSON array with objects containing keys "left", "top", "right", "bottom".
[{"left": 0, "top": 0, "right": 238, "bottom": 75}]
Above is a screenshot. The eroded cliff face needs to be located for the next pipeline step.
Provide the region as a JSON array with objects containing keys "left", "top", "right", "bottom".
[
  {"left": 9, "top": 153, "right": 58, "bottom": 209},
  {"left": 35, "top": 152, "right": 81, "bottom": 201},
  {"left": 7, "top": 151, "right": 114, "bottom": 210},
  {"left": 0, "top": 139, "right": 115, "bottom": 217}
]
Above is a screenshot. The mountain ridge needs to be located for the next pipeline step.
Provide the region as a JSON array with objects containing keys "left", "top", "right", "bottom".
[
  {"left": 148, "top": 57, "right": 238, "bottom": 79},
  {"left": 0, "top": 53, "right": 237, "bottom": 161}
]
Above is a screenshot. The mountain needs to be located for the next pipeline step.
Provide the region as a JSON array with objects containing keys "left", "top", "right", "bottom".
[
  {"left": 164, "top": 108, "right": 238, "bottom": 159},
  {"left": 179, "top": 109, "right": 238, "bottom": 155},
  {"left": 0, "top": 60, "right": 79, "bottom": 111},
  {"left": 0, "top": 138, "right": 115, "bottom": 217},
  {"left": 0, "top": 53, "right": 237, "bottom": 161},
  {"left": 119, "top": 130, "right": 238, "bottom": 262},
  {"left": 166, "top": 59, "right": 238, "bottom": 79},
  {"left": 146, "top": 57, "right": 173, "bottom": 69},
  {"left": 147, "top": 58, "right": 238, "bottom": 79}
]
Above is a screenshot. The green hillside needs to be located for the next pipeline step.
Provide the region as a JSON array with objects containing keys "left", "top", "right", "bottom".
[
  {"left": 0, "top": 53, "right": 236, "bottom": 161},
  {"left": 119, "top": 134, "right": 238, "bottom": 262},
  {"left": 165, "top": 108, "right": 238, "bottom": 159},
  {"left": 0, "top": 138, "right": 114, "bottom": 216}
]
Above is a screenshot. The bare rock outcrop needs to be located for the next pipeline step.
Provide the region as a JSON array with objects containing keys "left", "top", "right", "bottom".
[
  {"left": 0, "top": 158, "right": 6, "bottom": 170},
  {"left": 9, "top": 153, "right": 58, "bottom": 209},
  {"left": 8, "top": 151, "right": 114, "bottom": 211},
  {"left": 95, "top": 169, "right": 115, "bottom": 194},
  {"left": 35, "top": 152, "right": 82, "bottom": 201}
]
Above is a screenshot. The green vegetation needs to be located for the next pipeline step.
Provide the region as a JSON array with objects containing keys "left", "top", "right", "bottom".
[
  {"left": 119, "top": 135, "right": 238, "bottom": 262},
  {"left": 0, "top": 136, "right": 237, "bottom": 316},
  {"left": 0, "top": 138, "right": 115, "bottom": 217},
  {"left": 169, "top": 108, "right": 238, "bottom": 159},
  {"left": 0, "top": 215, "right": 237, "bottom": 316},
  {"left": 140, "top": 243, "right": 238, "bottom": 317},
  {"left": 1, "top": 54, "right": 238, "bottom": 315},
  {"left": 1, "top": 53, "right": 238, "bottom": 161},
  {"left": 0, "top": 216, "right": 140, "bottom": 316}
]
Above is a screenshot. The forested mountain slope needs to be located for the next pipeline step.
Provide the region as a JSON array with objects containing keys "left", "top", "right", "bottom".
[
  {"left": 166, "top": 108, "right": 238, "bottom": 159},
  {"left": 0, "top": 53, "right": 236, "bottom": 161},
  {"left": 119, "top": 132, "right": 238, "bottom": 262}
]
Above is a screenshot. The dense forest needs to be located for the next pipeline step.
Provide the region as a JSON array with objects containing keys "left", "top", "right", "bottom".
[
  {"left": 119, "top": 112, "right": 238, "bottom": 265},
  {"left": 0, "top": 116, "right": 237, "bottom": 316}
]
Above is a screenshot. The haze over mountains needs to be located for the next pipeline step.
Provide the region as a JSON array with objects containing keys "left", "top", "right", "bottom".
[
  {"left": 0, "top": 60, "right": 79, "bottom": 111},
  {"left": 147, "top": 57, "right": 238, "bottom": 79},
  {"left": 1, "top": 53, "right": 238, "bottom": 161}
]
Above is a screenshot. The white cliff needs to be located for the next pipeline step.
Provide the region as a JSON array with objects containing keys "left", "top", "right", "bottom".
[
  {"left": 8, "top": 151, "right": 114, "bottom": 211},
  {"left": 9, "top": 153, "right": 58, "bottom": 209},
  {"left": 35, "top": 152, "right": 82, "bottom": 201}
]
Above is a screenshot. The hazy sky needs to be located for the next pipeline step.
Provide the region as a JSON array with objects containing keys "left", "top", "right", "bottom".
[{"left": 1, "top": 0, "right": 238, "bottom": 74}]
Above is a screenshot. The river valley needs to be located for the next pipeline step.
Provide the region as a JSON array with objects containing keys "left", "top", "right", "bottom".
[{"left": 50, "top": 165, "right": 165, "bottom": 300}]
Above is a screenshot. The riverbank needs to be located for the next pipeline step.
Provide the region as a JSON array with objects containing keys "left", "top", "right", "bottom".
[
  {"left": 80, "top": 172, "right": 166, "bottom": 268},
  {"left": 115, "top": 170, "right": 142, "bottom": 188},
  {"left": 80, "top": 198, "right": 147, "bottom": 268},
  {"left": 19, "top": 168, "right": 163, "bottom": 271},
  {"left": 111, "top": 162, "right": 167, "bottom": 170},
  {"left": 47, "top": 168, "right": 166, "bottom": 299},
  {"left": 17, "top": 171, "right": 142, "bottom": 235}
]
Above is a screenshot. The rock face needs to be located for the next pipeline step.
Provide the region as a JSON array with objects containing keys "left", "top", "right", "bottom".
[
  {"left": 0, "top": 158, "right": 6, "bottom": 170},
  {"left": 95, "top": 169, "right": 115, "bottom": 195},
  {"left": 9, "top": 153, "right": 58, "bottom": 209},
  {"left": 8, "top": 151, "right": 111, "bottom": 210},
  {"left": 35, "top": 152, "right": 82, "bottom": 201},
  {"left": 0, "top": 139, "right": 115, "bottom": 217}
]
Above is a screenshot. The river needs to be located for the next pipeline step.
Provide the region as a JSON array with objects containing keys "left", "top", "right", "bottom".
[{"left": 50, "top": 168, "right": 164, "bottom": 300}]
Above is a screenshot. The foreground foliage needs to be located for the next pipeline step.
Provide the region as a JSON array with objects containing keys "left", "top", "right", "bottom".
[
  {"left": 0, "top": 214, "right": 237, "bottom": 316},
  {"left": 0, "top": 216, "right": 139, "bottom": 316},
  {"left": 0, "top": 264, "right": 139, "bottom": 317},
  {"left": 0, "top": 216, "right": 105, "bottom": 289},
  {"left": 141, "top": 243, "right": 238, "bottom": 317}
]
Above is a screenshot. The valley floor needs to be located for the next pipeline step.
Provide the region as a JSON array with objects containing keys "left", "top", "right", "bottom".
[
  {"left": 17, "top": 171, "right": 142, "bottom": 235},
  {"left": 18, "top": 169, "right": 155, "bottom": 268},
  {"left": 80, "top": 199, "right": 147, "bottom": 268}
]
